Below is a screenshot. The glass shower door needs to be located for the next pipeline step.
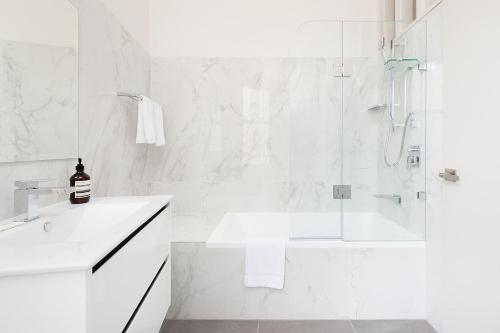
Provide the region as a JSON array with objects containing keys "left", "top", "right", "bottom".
[{"left": 288, "top": 21, "right": 343, "bottom": 239}]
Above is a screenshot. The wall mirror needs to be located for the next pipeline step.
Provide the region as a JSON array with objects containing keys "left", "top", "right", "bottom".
[{"left": 0, "top": 0, "right": 78, "bottom": 162}]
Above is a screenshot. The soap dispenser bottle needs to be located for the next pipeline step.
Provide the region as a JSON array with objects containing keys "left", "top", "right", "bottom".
[{"left": 70, "top": 158, "right": 91, "bottom": 204}]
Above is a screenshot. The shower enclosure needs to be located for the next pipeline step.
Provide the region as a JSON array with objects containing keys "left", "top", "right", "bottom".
[
  {"left": 170, "top": 21, "right": 426, "bottom": 320},
  {"left": 288, "top": 20, "right": 427, "bottom": 241},
  {"left": 179, "top": 19, "right": 429, "bottom": 320}
]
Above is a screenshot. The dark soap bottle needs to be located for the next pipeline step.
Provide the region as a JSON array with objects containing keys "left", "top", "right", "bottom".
[{"left": 70, "top": 158, "right": 91, "bottom": 204}]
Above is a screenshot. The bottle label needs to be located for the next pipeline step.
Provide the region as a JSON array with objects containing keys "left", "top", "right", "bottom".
[{"left": 75, "top": 180, "right": 91, "bottom": 199}]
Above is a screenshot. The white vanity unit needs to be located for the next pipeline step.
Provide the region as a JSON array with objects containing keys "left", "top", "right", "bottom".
[{"left": 0, "top": 195, "right": 172, "bottom": 333}]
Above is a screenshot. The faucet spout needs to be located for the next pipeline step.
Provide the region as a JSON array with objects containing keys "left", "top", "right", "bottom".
[
  {"left": 373, "top": 193, "right": 402, "bottom": 205},
  {"left": 13, "top": 180, "right": 75, "bottom": 222}
]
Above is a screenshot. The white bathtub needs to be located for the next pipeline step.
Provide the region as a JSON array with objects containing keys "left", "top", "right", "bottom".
[
  {"left": 169, "top": 212, "right": 426, "bottom": 320},
  {"left": 206, "top": 212, "right": 423, "bottom": 248}
]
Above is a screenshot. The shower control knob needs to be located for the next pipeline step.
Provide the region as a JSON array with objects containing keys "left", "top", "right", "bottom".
[{"left": 407, "top": 145, "right": 421, "bottom": 169}]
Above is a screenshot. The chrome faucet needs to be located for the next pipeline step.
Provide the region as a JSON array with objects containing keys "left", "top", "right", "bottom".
[
  {"left": 14, "top": 180, "right": 75, "bottom": 222},
  {"left": 373, "top": 193, "right": 402, "bottom": 205}
]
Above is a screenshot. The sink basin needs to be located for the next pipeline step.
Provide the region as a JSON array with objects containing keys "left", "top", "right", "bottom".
[
  {"left": 0, "top": 195, "right": 172, "bottom": 277},
  {"left": 0, "top": 195, "right": 173, "bottom": 333},
  {"left": 1, "top": 202, "right": 148, "bottom": 245}
]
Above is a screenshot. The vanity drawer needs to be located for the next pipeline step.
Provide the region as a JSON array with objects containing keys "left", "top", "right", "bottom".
[
  {"left": 88, "top": 204, "right": 171, "bottom": 333},
  {"left": 124, "top": 257, "right": 171, "bottom": 333}
]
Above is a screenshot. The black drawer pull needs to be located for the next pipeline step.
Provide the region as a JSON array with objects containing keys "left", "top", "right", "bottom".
[
  {"left": 122, "top": 257, "right": 169, "bottom": 333},
  {"left": 92, "top": 203, "right": 169, "bottom": 274}
]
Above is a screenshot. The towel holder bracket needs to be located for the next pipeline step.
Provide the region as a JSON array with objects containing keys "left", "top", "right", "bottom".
[{"left": 117, "top": 92, "right": 143, "bottom": 101}]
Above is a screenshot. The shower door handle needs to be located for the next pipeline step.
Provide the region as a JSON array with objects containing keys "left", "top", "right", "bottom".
[
  {"left": 439, "top": 169, "right": 460, "bottom": 182},
  {"left": 333, "top": 185, "right": 351, "bottom": 199}
]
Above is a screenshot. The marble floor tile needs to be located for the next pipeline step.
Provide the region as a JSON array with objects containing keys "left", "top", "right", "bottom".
[
  {"left": 162, "top": 320, "right": 258, "bottom": 333},
  {"left": 351, "top": 320, "right": 437, "bottom": 333},
  {"left": 259, "top": 320, "right": 354, "bottom": 333}
]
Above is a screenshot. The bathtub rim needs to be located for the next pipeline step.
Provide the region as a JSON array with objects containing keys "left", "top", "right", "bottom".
[
  {"left": 205, "top": 238, "right": 426, "bottom": 249},
  {"left": 206, "top": 211, "right": 426, "bottom": 249}
]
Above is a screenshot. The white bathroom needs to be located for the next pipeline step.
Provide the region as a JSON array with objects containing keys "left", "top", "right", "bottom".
[{"left": 0, "top": 0, "right": 498, "bottom": 332}]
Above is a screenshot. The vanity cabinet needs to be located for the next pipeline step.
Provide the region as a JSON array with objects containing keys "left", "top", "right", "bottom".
[
  {"left": 88, "top": 204, "right": 171, "bottom": 333},
  {"left": 0, "top": 197, "right": 172, "bottom": 333}
]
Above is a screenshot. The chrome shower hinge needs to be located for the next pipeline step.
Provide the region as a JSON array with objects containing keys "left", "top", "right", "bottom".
[
  {"left": 333, "top": 63, "right": 352, "bottom": 78},
  {"left": 391, "top": 39, "right": 407, "bottom": 48},
  {"left": 417, "top": 63, "right": 428, "bottom": 71}
]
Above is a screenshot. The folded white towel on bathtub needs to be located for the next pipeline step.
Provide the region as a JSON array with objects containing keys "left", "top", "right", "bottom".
[{"left": 244, "top": 238, "right": 286, "bottom": 290}]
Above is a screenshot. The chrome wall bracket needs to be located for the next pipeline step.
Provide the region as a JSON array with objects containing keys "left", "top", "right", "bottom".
[
  {"left": 417, "top": 63, "right": 428, "bottom": 71},
  {"left": 391, "top": 39, "right": 407, "bottom": 49},
  {"left": 333, "top": 63, "right": 353, "bottom": 78}
]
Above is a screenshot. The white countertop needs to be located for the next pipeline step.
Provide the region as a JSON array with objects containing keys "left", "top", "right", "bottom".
[{"left": 0, "top": 195, "right": 172, "bottom": 277}]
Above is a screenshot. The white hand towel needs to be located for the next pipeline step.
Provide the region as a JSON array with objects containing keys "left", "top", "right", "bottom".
[
  {"left": 136, "top": 96, "right": 147, "bottom": 143},
  {"left": 245, "top": 238, "right": 286, "bottom": 290},
  {"left": 152, "top": 101, "right": 165, "bottom": 146},
  {"left": 136, "top": 96, "right": 156, "bottom": 144}
]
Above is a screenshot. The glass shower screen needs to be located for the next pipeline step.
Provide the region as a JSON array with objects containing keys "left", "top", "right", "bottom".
[
  {"left": 288, "top": 20, "right": 427, "bottom": 241},
  {"left": 288, "top": 21, "right": 343, "bottom": 239}
]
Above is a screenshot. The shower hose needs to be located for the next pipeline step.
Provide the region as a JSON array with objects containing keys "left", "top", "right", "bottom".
[{"left": 383, "top": 112, "right": 414, "bottom": 168}]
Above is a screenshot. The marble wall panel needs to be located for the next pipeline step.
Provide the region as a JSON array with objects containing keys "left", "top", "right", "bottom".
[
  {"left": 0, "top": 40, "right": 77, "bottom": 162},
  {"left": 168, "top": 242, "right": 426, "bottom": 320},
  {"left": 0, "top": 0, "right": 151, "bottom": 220}
]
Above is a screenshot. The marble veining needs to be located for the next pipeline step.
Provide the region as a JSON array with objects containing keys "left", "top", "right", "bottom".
[
  {"left": 148, "top": 55, "right": 426, "bottom": 242},
  {"left": 77, "top": 0, "right": 151, "bottom": 198},
  {"left": 148, "top": 57, "right": 384, "bottom": 241},
  {"left": 167, "top": 243, "right": 425, "bottom": 320},
  {"left": 0, "top": 40, "right": 78, "bottom": 162},
  {"left": 0, "top": 0, "right": 151, "bottom": 220}
]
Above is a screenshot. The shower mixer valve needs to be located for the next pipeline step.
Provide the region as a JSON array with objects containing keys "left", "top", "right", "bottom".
[{"left": 407, "top": 145, "right": 421, "bottom": 169}]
